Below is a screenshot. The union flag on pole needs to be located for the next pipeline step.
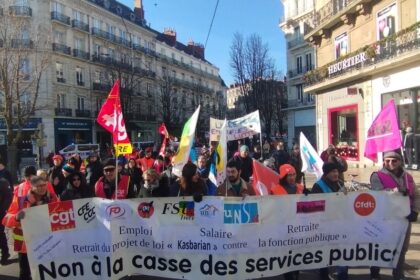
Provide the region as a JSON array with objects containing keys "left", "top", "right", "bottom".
[
  {"left": 252, "top": 160, "right": 280, "bottom": 196},
  {"left": 158, "top": 123, "right": 169, "bottom": 157},
  {"left": 97, "top": 80, "right": 132, "bottom": 156},
  {"left": 364, "top": 99, "right": 401, "bottom": 162}
]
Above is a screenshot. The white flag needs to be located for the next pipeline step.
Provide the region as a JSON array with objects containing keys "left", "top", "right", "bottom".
[{"left": 300, "top": 132, "right": 323, "bottom": 179}]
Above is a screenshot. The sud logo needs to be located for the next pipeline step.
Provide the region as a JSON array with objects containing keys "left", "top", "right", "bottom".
[
  {"left": 48, "top": 201, "right": 76, "bottom": 232},
  {"left": 137, "top": 201, "right": 154, "bottom": 218},
  {"left": 105, "top": 203, "right": 131, "bottom": 220},
  {"left": 224, "top": 202, "right": 259, "bottom": 224}
]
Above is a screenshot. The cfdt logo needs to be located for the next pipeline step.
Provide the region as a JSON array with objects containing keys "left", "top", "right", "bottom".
[
  {"left": 105, "top": 203, "right": 131, "bottom": 220},
  {"left": 224, "top": 202, "right": 259, "bottom": 224},
  {"left": 137, "top": 201, "right": 154, "bottom": 218},
  {"left": 199, "top": 204, "right": 219, "bottom": 218},
  {"left": 354, "top": 193, "right": 376, "bottom": 216},
  {"left": 77, "top": 202, "right": 95, "bottom": 223},
  {"left": 49, "top": 201, "right": 76, "bottom": 232}
]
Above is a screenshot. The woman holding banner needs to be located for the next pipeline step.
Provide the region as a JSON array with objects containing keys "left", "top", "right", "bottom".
[{"left": 170, "top": 162, "right": 207, "bottom": 202}]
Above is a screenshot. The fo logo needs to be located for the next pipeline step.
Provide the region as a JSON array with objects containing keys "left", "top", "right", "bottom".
[
  {"left": 49, "top": 201, "right": 76, "bottom": 232},
  {"left": 137, "top": 201, "right": 154, "bottom": 218},
  {"left": 105, "top": 204, "right": 130, "bottom": 219},
  {"left": 354, "top": 193, "right": 376, "bottom": 216}
]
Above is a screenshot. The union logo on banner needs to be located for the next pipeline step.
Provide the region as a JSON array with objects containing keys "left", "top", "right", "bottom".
[{"left": 48, "top": 201, "right": 76, "bottom": 232}]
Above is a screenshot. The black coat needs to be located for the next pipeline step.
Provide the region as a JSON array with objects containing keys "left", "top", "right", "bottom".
[
  {"left": 0, "top": 178, "right": 12, "bottom": 220},
  {"left": 60, "top": 172, "right": 94, "bottom": 201},
  {"left": 86, "top": 160, "right": 103, "bottom": 187},
  {"left": 48, "top": 164, "right": 66, "bottom": 196},
  {"left": 138, "top": 177, "right": 169, "bottom": 198},
  {"left": 232, "top": 155, "right": 253, "bottom": 183}
]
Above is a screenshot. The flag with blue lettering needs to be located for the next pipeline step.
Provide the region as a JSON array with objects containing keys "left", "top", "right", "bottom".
[{"left": 300, "top": 132, "right": 323, "bottom": 179}]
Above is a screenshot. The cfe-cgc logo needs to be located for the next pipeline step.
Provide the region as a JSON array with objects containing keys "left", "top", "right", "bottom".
[
  {"left": 354, "top": 193, "right": 376, "bottom": 216},
  {"left": 224, "top": 202, "right": 259, "bottom": 224},
  {"left": 49, "top": 201, "right": 76, "bottom": 232},
  {"left": 105, "top": 203, "right": 132, "bottom": 220},
  {"left": 137, "top": 201, "right": 154, "bottom": 218},
  {"left": 77, "top": 202, "right": 96, "bottom": 223}
]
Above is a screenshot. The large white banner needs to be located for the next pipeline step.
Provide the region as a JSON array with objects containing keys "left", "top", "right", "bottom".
[
  {"left": 210, "top": 110, "right": 261, "bottom": 142},
  {"left": 22, "top": 192, "right": 409, "bottom": 280}
]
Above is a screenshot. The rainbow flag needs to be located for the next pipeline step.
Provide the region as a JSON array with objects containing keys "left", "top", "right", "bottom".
[{"left": 172, "top": 106, "right": 201, "bottom": 177}]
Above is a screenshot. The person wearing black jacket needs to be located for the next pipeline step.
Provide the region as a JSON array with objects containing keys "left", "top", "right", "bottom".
[
  {"left": 85, "top": 152, "right": 102, "bottom": 190},
  {"left": 138, "top": 169, "right": 168, "bottom": 198},
  {"left": 48, "top": 154, "right": 66, "bottom": 196},
  {"left": 170, "top": 162, "right": 207, "bottom": 201},
  {"left": 61, "top": 172, "right": 93, "bottom": 201},
  {"left": 0, "top": 160, "right": 13, "bottom": 187},
  {"left": 232, "top": 145, "right": 253, "bottom": 183},
  {"left": 0, "top": 178, "right": 12, "bottom": 265},
  {"left": 126, "top": 158, "right": 142, "bottom": 195}
]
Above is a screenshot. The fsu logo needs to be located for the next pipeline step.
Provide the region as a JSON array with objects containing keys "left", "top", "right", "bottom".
[
  {"left": 49, "top": 201, "right": 76, "bottom": 232},
  {"left": 137, "top": 201, "right": 154, "bottom": 218}
]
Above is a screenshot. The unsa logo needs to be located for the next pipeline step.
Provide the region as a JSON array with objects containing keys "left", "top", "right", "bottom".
[
  {"left": 354, "top": 193, "right": 376, "bottom": 216},
  {"left": 48, "top": 201, "right": 76, "bottom": 232}
]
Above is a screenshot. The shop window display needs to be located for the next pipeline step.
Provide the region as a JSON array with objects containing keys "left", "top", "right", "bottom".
[{"left": 328, "top": 104, "right": 358, "bottom": 160}]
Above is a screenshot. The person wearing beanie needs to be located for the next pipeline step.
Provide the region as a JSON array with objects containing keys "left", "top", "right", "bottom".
[
  {"left": 271, "top": 164, "right": 304, "bottom": 195},
  {"left": 86, "top": 152, "right": 102, "bottom": 190},
  {"left": 369, "top": 150, "right": 420, "bottom": 280},
  {"left": 169, "top": 162, "right": 207, "bottom": 201},
  {"left": 94, "top": 158, "right": 136, "bottom": 199},
  {"left": 217, "top": 160, "right": 255, "bottom": 197},
  {"left": 61, "top": 171, "right": 93, "bottom": 201},
  {"left": 232, "top": 145, "right": 253, "bottom": 182},
  {"left": 48, "top": 154, "right": 65, "bottom": 196},
  {"left": 0, "top": 159, "right": 13, "bottom": 188},
  {"left": 312, "top": 162, "right": 346, "bottom": 280},
  {"left": 323, "top": 145, "right": 348, "bottom": 183}
]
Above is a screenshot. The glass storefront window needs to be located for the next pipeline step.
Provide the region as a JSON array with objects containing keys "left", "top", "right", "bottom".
[
  {"left": 328, "top": 104, "right": 359, "bottom": 160},
  {"left": 382, "top": 88, "right": 420, "bottom": 169}
]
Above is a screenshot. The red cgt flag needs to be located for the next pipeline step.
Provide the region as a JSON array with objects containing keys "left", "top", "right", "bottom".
[
  {"left": 97, "top": 80, "right": 132, "bottom": 155},
  {"left": 159, "top": 123, "right": 169, "bottom": 138},
  {"left": 252, "top": 160, "right": 280, "bottom": 196}
]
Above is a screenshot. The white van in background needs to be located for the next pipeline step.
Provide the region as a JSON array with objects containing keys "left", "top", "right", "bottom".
[{"left": 59, "top": 144, "right": 99, "bottom": 160}]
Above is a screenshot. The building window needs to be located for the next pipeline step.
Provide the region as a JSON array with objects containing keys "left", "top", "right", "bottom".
[
  {"left": 296, "top": 84, "right": 303, "bottom": 101},
  {"left": 76, "top": 67, "right": 84, "bottom": 86},
  {"left": 53, "top": 30, "right": 65, "bottom": 44},
  {"left": 306, "top": 93, "right": 314, "bottom": 102},
  {"left": 296, "top": 56, "right": 303, "bottom": 74},
  {"left": 52, "top": 2, "right": 64, "bottom": 13},
  {"left": 73, "top": 10, "right": 84, "bottom": 21},
  {"left": 305, "top": 53, "right": 312, "bottom": 71},
  {"left": 94, "top": 44, "right": 100, "bottom": 56},
  {"left": 57, "top": 94, "right": 66, "bottom": 108},
  {"left": 95, "top": 71, "right": 101, "bottom": 83},
  {"left": 74, "top": 38, "right": 85, "bottom": 51},
  {"left": 172, "top": 70, "right": 176, "bottom": 79},
  {"left": 56, "top": 62, "right": 65, "bottom": 83},
  {"left": 19, "top": 58, "right": 31, "bottom": 80},
  {"left": 334, "top": 32, "right": 348, "bottom": 59},
  {"left": 77, "top": 96, "right": 85, "bottom": 110}
]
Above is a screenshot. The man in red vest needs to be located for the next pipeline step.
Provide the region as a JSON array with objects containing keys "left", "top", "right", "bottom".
[
  {"left": 370, "top": 151, "right": 420, "bottom": 280},
  {"left": 95, "top": 158, "right": 136, "bottom": 199}
]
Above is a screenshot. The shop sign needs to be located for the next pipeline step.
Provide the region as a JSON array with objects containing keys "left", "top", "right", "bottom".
[
  {"left": 347, "top": 88, "right": 358, "bottom": 95},
  {"left": 0, "top": 118, "right": 42, "bottom": 130},
  {"left": 328, "top": 52, "right": 367, "bottom": 76},
  {"left": 55, "top": 118, "right": 92, "bottom": 130}
]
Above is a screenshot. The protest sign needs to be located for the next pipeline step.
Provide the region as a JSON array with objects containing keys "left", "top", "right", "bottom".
[
  {"left": 22, "top": 192, "right": 409, "bottom": 280},
  {"left": 210, "top": 110, "right": 261, "bottom": 142}
]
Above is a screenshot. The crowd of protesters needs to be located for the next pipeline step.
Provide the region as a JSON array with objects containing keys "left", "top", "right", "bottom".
[{"left": 0, "top": 138, "right": 418, "bottom": 280}]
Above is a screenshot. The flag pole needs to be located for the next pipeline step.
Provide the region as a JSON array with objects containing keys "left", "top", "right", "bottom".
[{"left": 115, "top": 82, "right": 119, "bottom": 200}]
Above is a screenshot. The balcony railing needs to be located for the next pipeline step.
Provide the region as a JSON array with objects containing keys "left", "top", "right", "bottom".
[
  {"left": 57, "top": 77, "right": 66, "bottom": 83},
  {"left": 55, "top": 108, "right": 72, "bottom": 116},
  {"left": 288, "top": 65, "right": 314, "bottom": 78},
  {"left": 73, "top": 49, "right": 90, "bottom": 60},
  {"left": 287, "top": 98, "right": 315, "bottom": 108},
  {"left": 91, "top": 28, "right": 132, "bottom": 49},
  {"left": 92, "top": 82, "right": 111, "bottom": 91},
  {"left": 51, "top": 11, "right": 70, "bottom": 25},
  {"left": 304, "top": 22, "right": 420, "bottom": 87},
  {"left": 91, "top": 27, "right": 110, "bottom": 41},
  {"left": 52, "top": 43, "right": 71, "bottom": 55},
  {"left": 11, "top": 39, "right": 33, "bottom": 49},
  {"left": 133, "top": 67, "right": 156, "bottom": 78},
  {"left": 72, "top": 19, "right": 89, "bottom": 32},
  {"left": 75, "top": 109, "right": 91, "bottom": 118},
  {"left": 314, "top": 0, "right": 355, "bottom": 27},
  {"left": 287, "top": 38, "right": 305, "bottom": 49},
  {"left": 9, "top": 6, "right": 32, "bottom": 16}
]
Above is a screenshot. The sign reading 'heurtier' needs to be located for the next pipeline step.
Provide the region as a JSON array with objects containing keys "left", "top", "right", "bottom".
[{"left": 328, "top": 52, "right": 367, "bottom": 76}]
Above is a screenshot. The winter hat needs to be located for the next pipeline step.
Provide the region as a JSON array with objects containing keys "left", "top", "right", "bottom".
[
  {"left": 24, "top": 166, "right": 37, "bottom": 178},
  {"left": 383, "top": 151, "right": 403, "bottom": 161},
  {"left": 240, "top": 145, "right": 249, "bottom": 152},
  {"left": 279, "top": 164, "right": 296, "bottom": 180},
  {"left": 62, "top": 163, "right": 75, "bottom": 174},
  {"left": 53, "top": 154, "right": 63, "bottom": 161},
  {"left": 322, "top": 162, "right": 338, "bottom": 175},
  {"left": 102, "top": 158, "right": 116, "bottom": 169},
  {"left": 182, "top": 162, "right": 197, "bottom": 178}
]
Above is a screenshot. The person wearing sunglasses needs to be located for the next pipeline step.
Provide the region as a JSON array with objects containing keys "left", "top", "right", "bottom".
[
  {"left": 60, "top": 172, "right": 93, "bottom": 201},
  {"left": 369, "top": 151, "right": 420, "bottom": 280},
  {"left": 95, "top": 158, "right": 136, "bottom": 199}
]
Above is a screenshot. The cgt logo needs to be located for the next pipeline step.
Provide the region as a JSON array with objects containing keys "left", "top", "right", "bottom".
[
  {"left": 137, "top": 201, "right": 154, "bottom": 218},
  {"left": 105, "top": 203, "right": 131, "bottom": 220},
  {"left": 224, "top": 202, "right": 259, "bottom": 224},
  {"left": 354, "top": 193, "right": 376, "bottom": 216},
  {"left": 49, "top": 201, "right": 76, "bottom": 232}
]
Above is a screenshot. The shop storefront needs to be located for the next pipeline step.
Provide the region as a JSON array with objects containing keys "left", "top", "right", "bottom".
[
  {"left": 54, "top": 118, "right": 93, "bottom": 152},
  {"left": 317, "top": 82, "right": 369, "bottom": 163}
]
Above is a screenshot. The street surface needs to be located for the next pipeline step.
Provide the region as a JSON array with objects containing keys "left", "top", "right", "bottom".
[{"left": 1, "top": 167, "right": 419, "bottom": 279}]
